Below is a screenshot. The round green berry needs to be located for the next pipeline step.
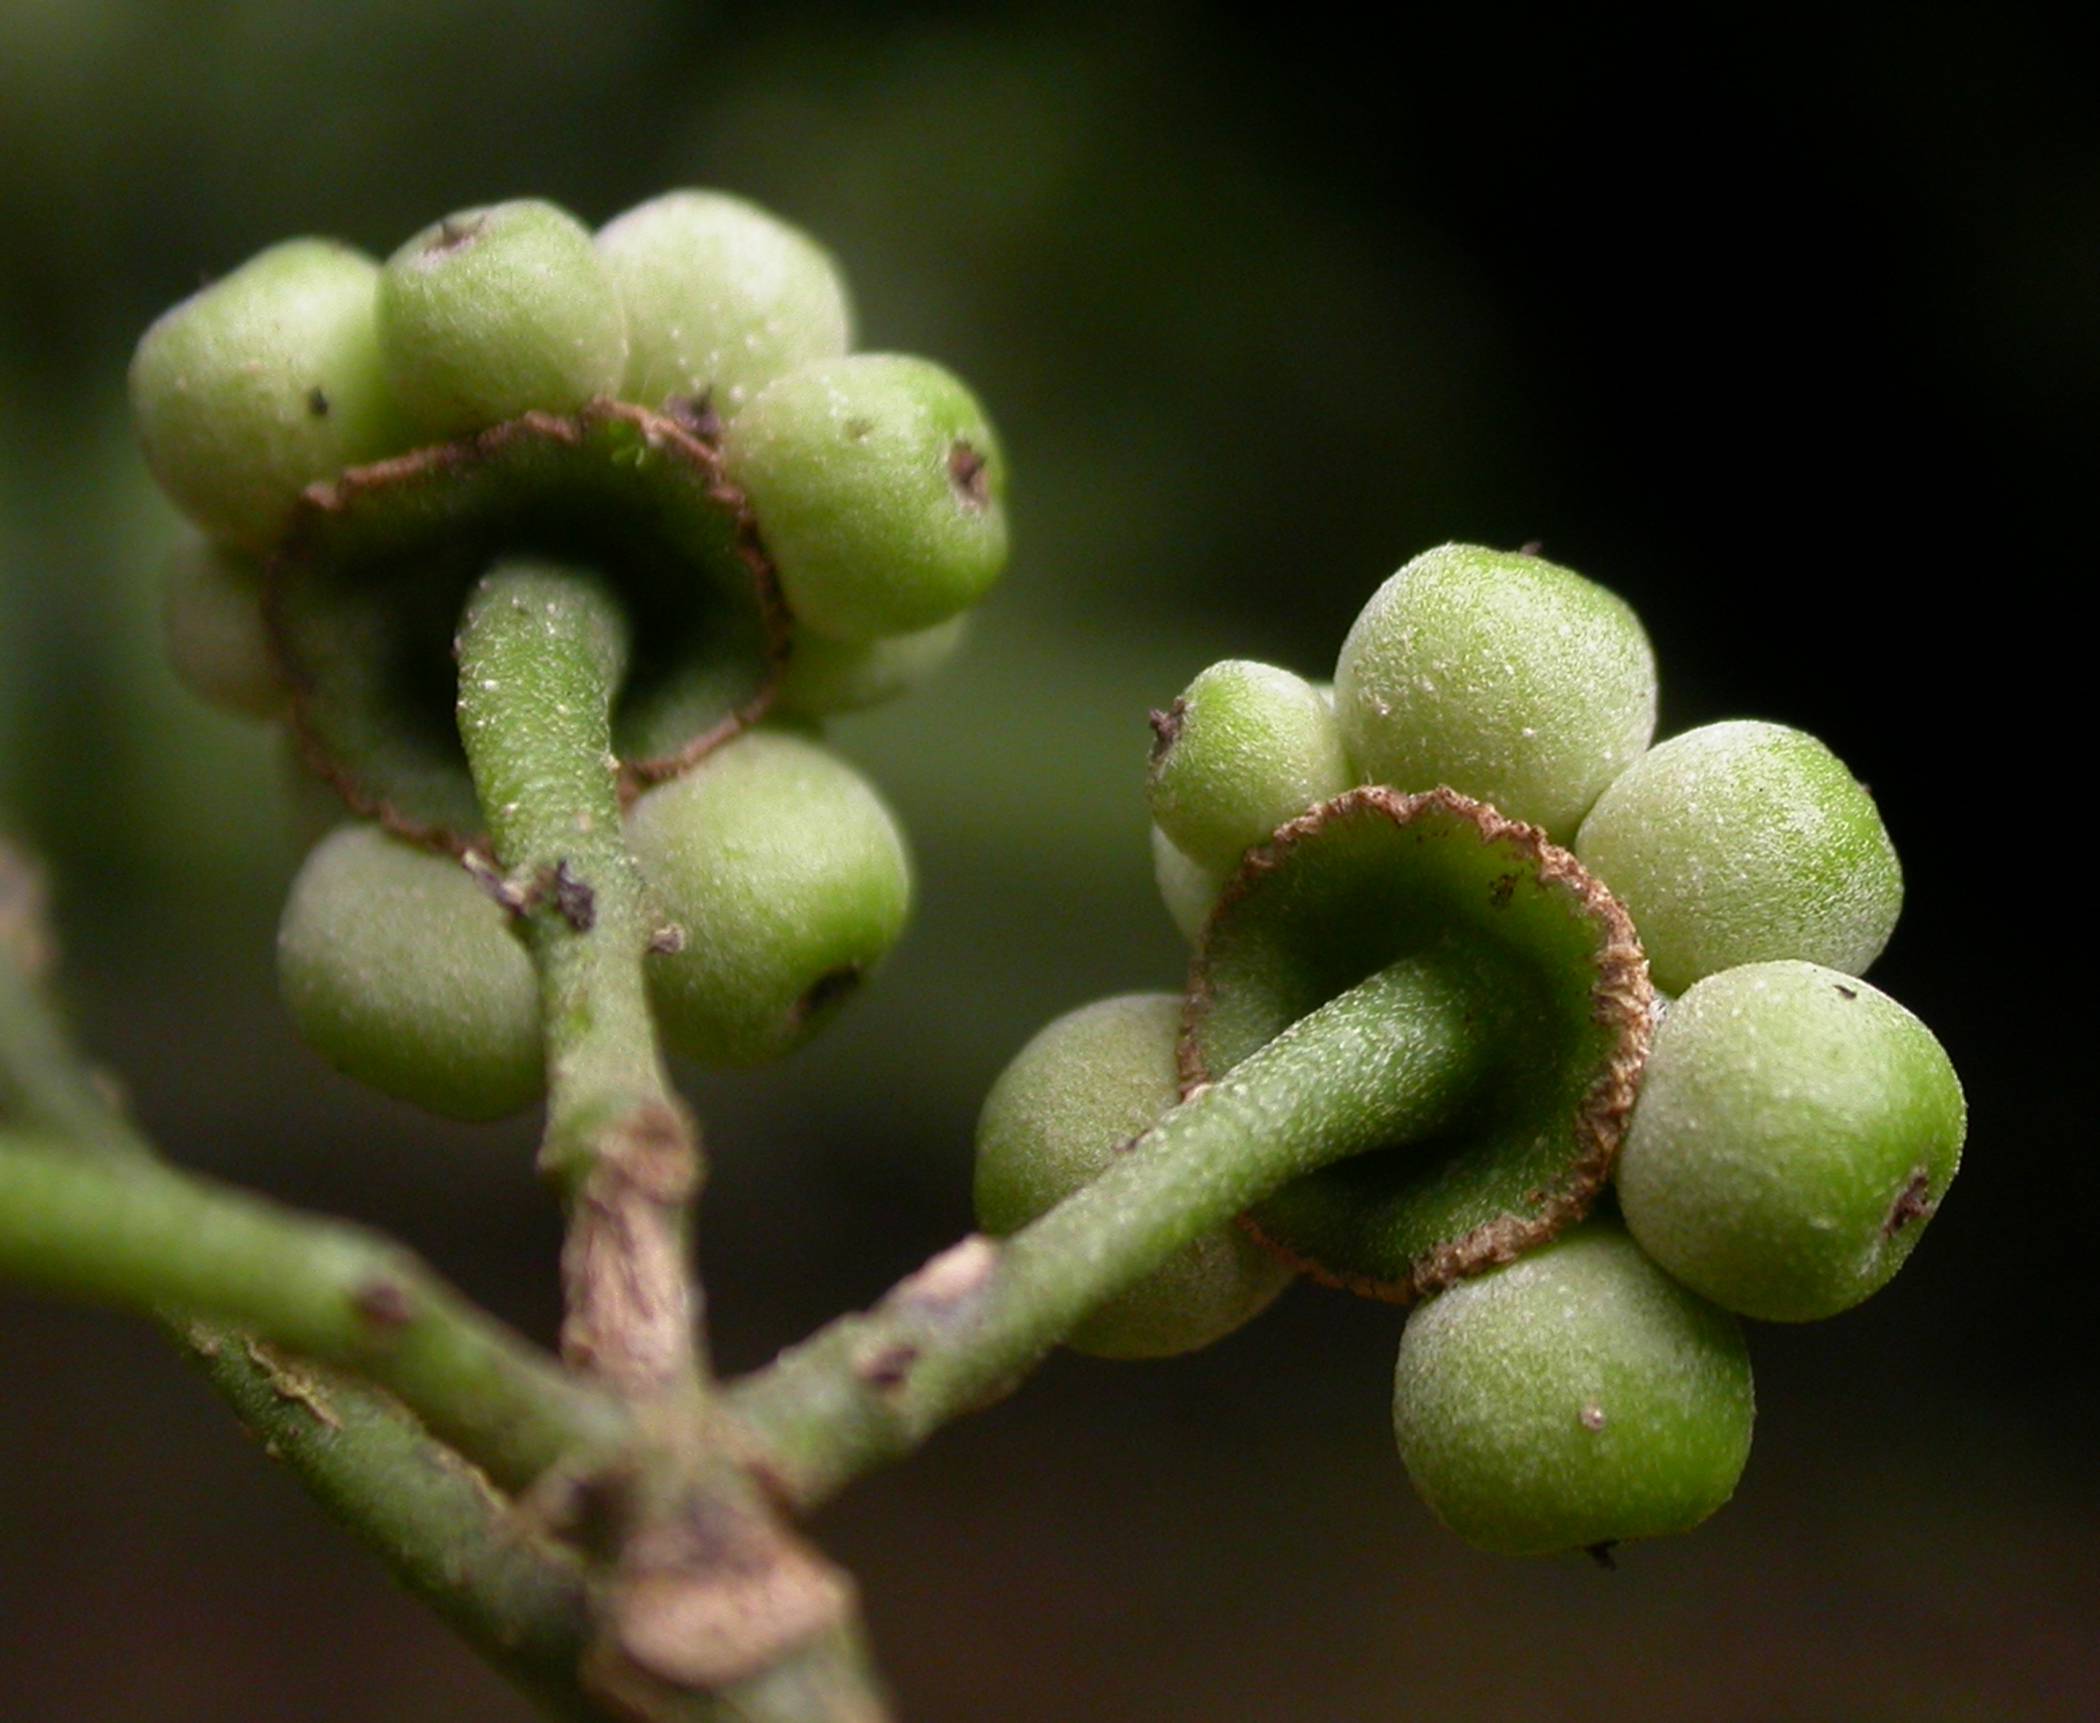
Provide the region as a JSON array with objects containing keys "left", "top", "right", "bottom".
[
  {"left": 596, "top": 189, "right": 853, "bottom": 417},
  {"left": 628, "top": 730, "right": 910, "bottom": 1066},
  {"left": 1393, "top": 1220, "right": 1753, "bottom": 1556},
  {"left": 277, "top": 824, "right": 543, "bottom": 1120},
  {"left": 777, "top": 615, "right": 969, "bottom": 717},
  {"left": 1151, "top": 823, "right": 1224, "bottom": 945},
  {"left": 130, "top": 238, "right": 405, "bottom": 551},
  {"left": 1147, "top": 660, "right": 1354, "bottom": 875},
  {"left": 1334, "top": 544, "right": 1657, "bottom": 841},
  {"left": 1617, "top": 961, "right": 1964, "bottom": 1323},
  {"left": 974, "top": 994, "right": 1292, "bottom": 1359},
  {"left": 724, "top": 354, "right": 1008, "bottom": 641},
  {"left": 378, "top": 200, "right": 628, "bottom": 438},
  {"left": 1575, "top": 720, "right": 1902, "bottom": 996},
  {"left": 161, "top": 535, "right": 284, "bottom": 720}
]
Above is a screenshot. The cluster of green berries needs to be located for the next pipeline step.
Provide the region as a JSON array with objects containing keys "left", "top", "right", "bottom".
[
  {"left": 131, "top": 192, "right": 1009, "bottom": 1111},
  {"left": 976, "top": 543, "right": 1964, "bottom": 1557}
]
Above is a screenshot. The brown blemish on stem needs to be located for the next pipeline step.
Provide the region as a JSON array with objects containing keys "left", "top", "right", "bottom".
[
  {"left": 244, "top": 1340, "right": 344, "bottom": 1430},
  {"left": 856, "top": 1342, "right": 921, "bottom": 1391},
  {"left": 551, "top": 860, "right": 596, "bottom": 932},
  {"left": 1182, "top": 784, "right": 1653, "bottom": 1305},
  {"left": 948, "top": 440, "right": 989, "bottom": 510},
  {"left": 353, "top": 1279, "right": 416, "bottom": 1331}
]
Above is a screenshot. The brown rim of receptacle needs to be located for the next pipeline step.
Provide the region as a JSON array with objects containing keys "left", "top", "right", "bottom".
[
  {"left": 1178, "top": 784, "right": 1654, "bottom": 1304},
  {"left": 267, "top": 397, "right": 793, "bottom": 856}
]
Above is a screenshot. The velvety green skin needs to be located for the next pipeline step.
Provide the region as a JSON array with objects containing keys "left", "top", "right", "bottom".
[
  {"left": 777, "top": 615, "right": 969, "bottom": 717},
  {"left": 974, "top": 994, "right": 1293, "bottom": 1359},
  {"left": 1334, "top": 545, "right": 1657, "bottom": 841},
  {"left": 1618, "top": 961, "right": 1964, "bottom": 1322},
  {"left": 596, "top": 189, "right": 853, "bottom": 416},
  {"left": 1575, "top": 720, "right": 1902, "bottom": 996},
  {"left": 130, "top": 238, "right": 405, "bottom": 551},
  {"left": 1151, "top": 823, "right": 1224, "bottom": 945},
  {"left": 724, "top": 354, "right": 1008, "bottom": 641},
  {"left": 1148, "top": 660, "right": 1354, "bottom": 875},
  {"left": 277, "top": 825, "right": 544, "bottom": 1120},
  {"left": 378, "top": 200, "right": 628, "bottom": 437},
  {"left": 1394, "top": 1221, "right": 1753, "bottom": 1556},
  {"left": 161, "top": 535, "right": 283, "bottom": 720},
  {"left": 628, "top": 730, "right": 911, "bottom": 1067}
]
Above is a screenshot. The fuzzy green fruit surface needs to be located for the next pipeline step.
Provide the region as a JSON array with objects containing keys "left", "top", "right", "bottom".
[
  {"left": 974, "top": 994, "right": 1292, "bottom": 1359},
  {"left": 629, "top": 730, "right": 910, "bottom": 1066},
  {"left": 597, "top": 190, "right": 853, "bottom": 417},
  {"left": 277, "top": 825, "right": 543, "bottom": 1120},
  {"left": 1575, "top": 720, "right": 1901, "bottom": 996},
  {"left": 1617, "top": 961, "right": 1964, "bottom": 1322},
  {"left": 1393, "top": 1221, "right": 1753, "bottom": 1556},
  {"left": 378, "top": 200, "right": 628, "bottom": 437},
  {"left": 1334, "top": 544, "right": 1656, "bottom": 841},
  {"left": 777, "top": 615, "right": 969, "bottom": 717},
  {"left": 724, "top": 354, "right": 1008, "bottom": 640},
  {"left": 161, "top": 536, "right": 283, "bottom": 720},
  {"left": 1148, "top": 660, "right": 1354, "bottom": 875},
  {"left": 130, "top": 238, "right": 405, "bottom": 550}
]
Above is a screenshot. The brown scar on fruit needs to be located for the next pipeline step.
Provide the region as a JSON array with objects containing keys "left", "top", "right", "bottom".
[
  {"left": 948, "top": 440, "right": 989, "bottom": 509},
  {"left": 428, "top": 213, "right": 488, "bottom": 255},
  {"left": 648, "top": 923, "right": 687, "bottom": 956},
  {"left": 1883, "top": 1169, "right": 1935, "bottom": 1237},
  {"left": 307, "top": 386, "right": 330, "bottom": 417},
  {"left": 1834, "top": 983, "right": 1859, "bottom": 1000},
  {"left": 791, "top": 965, "right": 862, "bottom": 1026},
  {"left": 664, "top": 393, "right": 722, "bottom": 442},
  {"left": 1148, "top": 698, "right": 1187, "bottom": 765}
]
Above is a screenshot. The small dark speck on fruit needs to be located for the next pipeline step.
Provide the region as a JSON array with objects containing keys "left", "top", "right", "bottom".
[
  {"left": 1835, "top": 983, "right": 1858, "bottom": 1001},
  {"left": 307, "top": 387, "right": 330, "bottom": 417},
  {"left": 1148, "top": 699, "right": 1187, "bottom": 765},
  {"left": 794, "top": 965, "right": 862, "bottom": 1025},
  {"left": 948, "top": 441, "right": 990, "bottom": 510},
  {"left": 1586, "top": 1541, "right": 1619, "bottom": 1571},
  {"left": 666, "top": 393, "right": 722, "bottom": 441},
  {"left": 844, "top": 415, "right": 875, "bottom": 441}
]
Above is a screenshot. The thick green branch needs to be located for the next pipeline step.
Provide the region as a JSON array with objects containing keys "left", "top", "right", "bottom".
[
  {"left": 457, "top": 559, "right": 703, "bottom": 1398},
  {"left": 732, "top": 953, "right": 1502, "bottom": 1507},
  {"left": 186, "top": 1323, "right": 599, "bottom": 1721},
  {"left": 0, "top": 1129, "right": 623, "bottom": 1493}
]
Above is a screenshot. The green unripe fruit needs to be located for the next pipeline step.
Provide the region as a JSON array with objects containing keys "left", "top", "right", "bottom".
[
  {"left": 777, "top": 615, "right": 969, "bottom": 717},
  {"left": 1147, "top": 660, "right": 1354, "bottom": 875},
  {"left": 130, "top": 238, "right": 405, "bottom": 551},
  {"left": 1334, "top": 544, "right": 1657, "bottom": 841},
  {"left": 161, "top": 535, "right": 283, "bottom": 720},
  {"left": 974, "top": 994, "right": 1292, "bottom": 1359},
  {"left": 1617, "top": 961, "right": 1964, "bottom": 1322},
  {"left": 1574, "top": 720, "right": 1902, "bottom": 996},
  {"left": 1393, "top": 1220, "right": 1753, "bottom": 1556},
  {"left": 1151, "top": 823, "right": 1224, "bottom": 945},
  {"left": 725, "top": 354, "right": 1008, "bottom": 641},
  {"left": 378, "top": 200, "right": 628, "bottom": 437},
  {"left": 277, "top": 825, "right": 543, "bottom": 1120},
  {"left": 596, "top": 190, "right": 853, "bottom": 417},
  {"left": 628, "top": 730, "right": 910, "bottom": 1066}
]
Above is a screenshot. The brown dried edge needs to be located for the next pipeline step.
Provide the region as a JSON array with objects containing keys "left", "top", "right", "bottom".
[
  {"left": 266, "top": 398, "right": 793, "bottom": 856},
  {"left": 1178, "top": 784, "right": 1653, "bottom": 1304}
]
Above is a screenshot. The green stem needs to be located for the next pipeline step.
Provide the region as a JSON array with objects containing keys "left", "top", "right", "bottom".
[
  {"left": 456, "top": 559, "right": 704, "bottom": 1398},
  {"left": 185, "top": 1323, "right": 599, "bottom": 1721},
  {"left": 455, "top": 563, "right": 886, "bottom": 1721},
  {"left": 0, "top": 1128, "right": 623, "bottom": 1492},
  {"left": 732, "top": 951, "right": 1500, "bottom": 1507}
]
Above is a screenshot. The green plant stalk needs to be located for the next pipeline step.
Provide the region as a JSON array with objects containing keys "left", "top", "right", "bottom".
[
  {"left": 184, "top": 1322, "right": 599, "bottom": 1721},
  {"left": 455, "top": 559, "right": 705, "bottom": 1398},
  {"left": 0, "top": 1127, "right": 623, "bottom": 1490},
  {"left": 455, "top": 563, "right": 888, "bottom": 1722},
  {"left": 733, "top": 952, "right": 1501, "bottom": 1507}
]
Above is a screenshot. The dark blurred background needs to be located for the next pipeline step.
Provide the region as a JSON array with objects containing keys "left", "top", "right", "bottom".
[{"left": 1, "top": 3, "right": 2091, "bottom": 1719}]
